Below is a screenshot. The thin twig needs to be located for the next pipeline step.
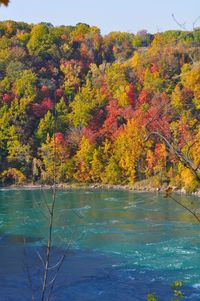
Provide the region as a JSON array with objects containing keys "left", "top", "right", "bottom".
[
  {"left": 169, "top": 195, "right": 200, "bottom": 223},
  {"left": 36, "top": 250, "right": 45, "bottom": 267},
  {"left": 46, "top": 237, "right": 74, "bottom": 301},
  {"left": 192, "top": 16, "right": 200, "bottom": 30},
  {"left": 172, "top": 14, "right": 187, "bottom": 30},
  {"left": 41, "top": 189, "right": 52, "bottom": 215}
]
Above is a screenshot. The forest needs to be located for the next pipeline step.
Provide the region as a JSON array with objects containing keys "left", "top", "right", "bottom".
[{"left": 0, "top": 20, "right": 199, "bottom": 191}]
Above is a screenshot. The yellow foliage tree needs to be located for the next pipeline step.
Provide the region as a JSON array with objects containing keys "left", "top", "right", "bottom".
[
  {"left": 1, "top": 168, "right": 26, "bottom": 185},
  {"left": 114, "top": 118, "right": 145, "bottom": 184},
  {"left": 75, "top": 136, "right": 94, "bottom": 182},
  {"left": 181, "top": 64, "right": 200, "bottom": 109},
  {"left": 40, "top": 134, "right": 70, "bottom": 183},
  {"left": 181, "top": 167, "right": 199, "bottom": 193},
  {"left": 102, "top": 156, "right": 122, "bottom": 184},
  {"left": 90, "top": 148, "right": 104, "bottom": 182}
]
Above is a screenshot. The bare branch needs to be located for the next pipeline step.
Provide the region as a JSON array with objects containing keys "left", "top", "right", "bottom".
[
  {"left": 36, "top": 250, "right": 45, "bottom": 267},
  {"left": 146, "top": 131, "right": 200, "bottom": 181},
  {"left": 193, "top": 16, "right": 200, "bottom": 30},
  {"left": 41, "top": 189, "right": 52, "bottom": 215},
  {"left": 169, "top": 195, "right": 200, "bottom": 223},
  {"left": 46, "top": 238, "right": 74, "bottom": 301},
  {"left": 47, "top": 256, "right": 64, "bottom": 271},
  {"left": 172, "top": 14, "right": 187, "bottom": 30},
  {"left": 33, "top": 200, "right": 49, "bottom": 221}
]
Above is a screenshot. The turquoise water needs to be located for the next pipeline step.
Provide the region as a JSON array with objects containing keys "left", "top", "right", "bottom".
[{"left": 0, "top": 188, "right": 200, "bottom": 300}]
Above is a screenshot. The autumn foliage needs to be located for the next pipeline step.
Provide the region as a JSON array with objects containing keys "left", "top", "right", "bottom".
[{"left": 0, "top": 21, "right": 200, "bottom": 191}]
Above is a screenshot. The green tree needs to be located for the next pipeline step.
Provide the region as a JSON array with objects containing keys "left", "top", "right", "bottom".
[
  {"left": 27, "top": 23, "right": 53, "bottom": 56},
  {"left": 69, "top": 81, "right": 106, "bottom": 126},
  {"left": 56, "top": 97, "right": 69, "bottom": 132},
  {"left": 36, "top": 111, "right": 55, "bottom": 143},
  {"left": 14, "top": 69, "right": 37, "bottom": 100},
  {"left": 6, "top": 61, "right": 25, "bottom": 82},
  {"left": 102, "top": 156, "right": 122, "bottom": 184}
]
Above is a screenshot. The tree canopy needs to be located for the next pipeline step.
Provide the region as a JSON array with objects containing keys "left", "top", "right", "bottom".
[{"left": 0, "top": 20, "right": 199, "bottom": 191}]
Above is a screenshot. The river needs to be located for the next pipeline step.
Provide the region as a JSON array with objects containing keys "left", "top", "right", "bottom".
[{"left": 0, "top": 188, "right": 200, "bottom": 300}]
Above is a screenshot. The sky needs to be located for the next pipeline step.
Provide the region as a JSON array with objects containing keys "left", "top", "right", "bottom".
[{"left": 0, "top": 0, "right": 200, "bottom": 34}]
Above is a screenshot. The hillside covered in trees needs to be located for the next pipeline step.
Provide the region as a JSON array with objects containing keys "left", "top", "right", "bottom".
[{"left": 0, "top": 21, "right": 200, "bottom": 191}]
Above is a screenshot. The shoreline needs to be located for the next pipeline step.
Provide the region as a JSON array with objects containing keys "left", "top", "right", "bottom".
[{"left": 0, "top": 182, "right": 200, "bottom": 197}]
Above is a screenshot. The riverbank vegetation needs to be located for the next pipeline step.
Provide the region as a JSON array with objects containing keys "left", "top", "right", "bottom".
[{"left": 0, "top": 21, "right": 199, "bottom": 192}]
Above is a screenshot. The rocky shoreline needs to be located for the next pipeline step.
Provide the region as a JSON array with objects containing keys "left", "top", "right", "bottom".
[{"left": 0, "top": 182, "right": 200, "bottom": 197}]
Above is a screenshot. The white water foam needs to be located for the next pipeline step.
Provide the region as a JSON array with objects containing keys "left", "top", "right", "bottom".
[{"left": 193, "top": 283, "right": 200, "bottom": 289}]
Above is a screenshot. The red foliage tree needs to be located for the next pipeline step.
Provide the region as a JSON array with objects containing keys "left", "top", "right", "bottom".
[
  {"left": 55, "top": 88, "right": 63, "bottom": 98},
  {"left": 32, "top": 97, "right": 53, "bottom": 118},
  {"left": 126, "top": 83, "right": 136, "bottom": 107},
  {"left": 2, "top": 93, "right": 12, "bottom": 103},
  {"left": 138, "top": 89, "right": 153, "bottom": 106},
  {"left": 81, "top": 109, "right": 105, "bottom": 143},
  {"left": 41, "top": 85, "right": 49, "bottom": 94},
  {"left": 101, "top": 99, "right": 124, "bottom": 137}
]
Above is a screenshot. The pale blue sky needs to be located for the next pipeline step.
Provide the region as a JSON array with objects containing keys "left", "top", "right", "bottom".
[{"left": 0, "top": 0, "right": 199, "bottom": 34}]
